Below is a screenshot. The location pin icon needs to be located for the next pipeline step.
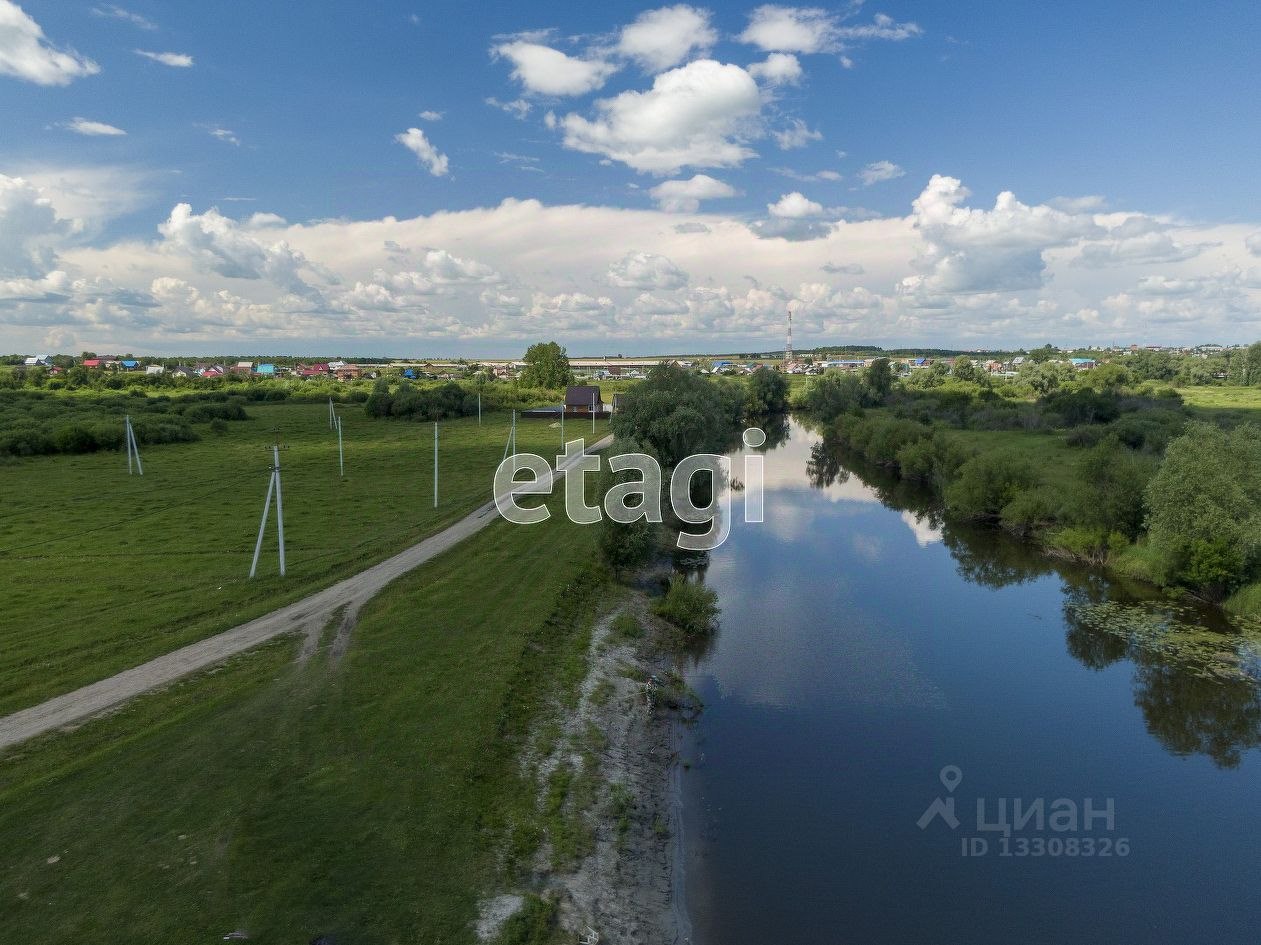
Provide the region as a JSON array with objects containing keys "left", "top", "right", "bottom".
[{"left": 940, "top": 765, "right": 963, "bottom": 793}]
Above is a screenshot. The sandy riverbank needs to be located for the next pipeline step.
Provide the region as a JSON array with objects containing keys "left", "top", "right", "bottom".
[{"left": 478, "top": 593, "right": 695, "bottom": 943}]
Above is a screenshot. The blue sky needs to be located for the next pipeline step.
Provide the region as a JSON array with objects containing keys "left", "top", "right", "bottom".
[{"left": 2, "top": 1, "right": 1260, "bottom": 356}]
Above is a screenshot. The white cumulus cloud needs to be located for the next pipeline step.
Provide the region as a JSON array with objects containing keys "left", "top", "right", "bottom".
[
  {"left": 493, "top": 39, "right": 618, "bottom": 96},
  {"left": 157, "top": 203, "right": 329, "bottom": 297},
  {"left": 0, "top": 173, "right": 70, "bottom": 277},
  {"left": 648, "top": 173, "right": 738, "bottom": 212},
  {"left": 748, "top": 52, "right": 803, "bottom": 85},
  {"left": 739, "top": 5, "right": 841, "bottom": 54},
  {"left": 0, "top": 0, "right": 99, "bottom": 85},
  {"left": 739, "top": 5, "right": 921, "bottom": 54},
  {"left": 395, "top": 127, "right": 450, "bottom": 176},
  {"left": 903, "top": 174, "right": 1104, "bottom": 294},
  {"left": 617, "top": 5, "right": 716, "bottom": 72},
  {"left": 557, "top": 59, "right": 762, "bottom": 174},
  {"left": 607, "top": 251, "right": 689, "bottom": 289},
  {"left": 768, "top": 191, "right": 823, "bottom": 217}
]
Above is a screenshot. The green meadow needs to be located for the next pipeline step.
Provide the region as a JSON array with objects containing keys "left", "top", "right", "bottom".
[
  {"left": 0, "top": 401, "right": 608, "bottom": 716},
  {"left": 0, "top": 488, "right": 606, "bottom": 944},
  {"left": 1177, "top": 384, "right": 1261, "bottom": 417}
]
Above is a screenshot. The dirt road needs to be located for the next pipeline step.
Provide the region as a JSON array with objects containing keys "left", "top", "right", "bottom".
[{"left": 0, "top": 434, "right": 613, "bottom": 752}]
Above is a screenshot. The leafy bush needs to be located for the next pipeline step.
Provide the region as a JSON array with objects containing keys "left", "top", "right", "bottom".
[
  {"left": 1064, "top": 425, "right": 1106, "bottom": 448},
  {"left": 652, "top": 576, "right": 719, "bottom": 638},
  {"left": 1047, "top": 525, "right": 1128, "bottom": 563},
  {"left": 944, "top": 452, "right": 1037, "bottom": 521},
  {"left": 366, "top": 380, "right": 479, "bottom": 422},
  {"left": 181, "top": 401, "right": 249, "bottom": 423},
  {"left": 1144, "top": 422, "right": 1261, "bottom": 597},
  {"left": 745, "top": 366, "right": 789, "bottom": 414},
  {"left": 798, "top": 372, "right": 869, "bottom": 419},
  {"left": 1040, "top": 389, "right": 1121, "bottom": 426},
  {"left": 1000, "top": 490, "right": 1061, "bottom": 534}
]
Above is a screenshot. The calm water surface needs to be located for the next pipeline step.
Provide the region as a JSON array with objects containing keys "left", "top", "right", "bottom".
[{"left": 681, "top": 418, "right": 1261, "bottom": 945}]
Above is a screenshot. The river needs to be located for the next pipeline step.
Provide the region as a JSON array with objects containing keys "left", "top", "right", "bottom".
[{"left": 679, "top": 418, "right": 1261, "bottom": 945}]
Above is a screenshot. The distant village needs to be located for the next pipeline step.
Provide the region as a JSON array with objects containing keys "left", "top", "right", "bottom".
[{"left": 7, "top": 342, "right": 1248, "bottom": 384}]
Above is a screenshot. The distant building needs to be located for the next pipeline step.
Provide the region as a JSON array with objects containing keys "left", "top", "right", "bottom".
[
  {"left": 81, "top": 358, "right": 103, "bottom": 369},
  {"left": 232, "top": 361, "right": 253, "bottom": 375},
  {"left": 255, "top": 363, "right": 277, "bottom": 377},
  {"left": 121, "top": 359, "right": 141, "bottom": 370},
  {"left": 334, "top": 364, "right": 362, "bottom": 380},
  {"left": 565, "top": 385, "right": 603, "bottom": 415},
  {"left": 145, "top": 364, "right": 165, "bottom": 375}
]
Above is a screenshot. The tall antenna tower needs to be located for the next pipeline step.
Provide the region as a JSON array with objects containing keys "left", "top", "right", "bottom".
[{"left": 785, "top": 308, "right": 794, "bottom": 363}]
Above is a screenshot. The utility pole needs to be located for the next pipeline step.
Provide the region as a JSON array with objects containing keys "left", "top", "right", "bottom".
[
  {"left": 433, "top": 421, "right": 439, "bottom": 508},
  {"left": 124, "top": 415, "right": 144, "bottom": 476},
  {"left": 591, "top": 391, "right": 596, "bottom": 436},
  {"left": 337, "top": 414, "right": 344, "bottom": 478},
  {"left": 785, "top": 307, "right": 794, "bottom": 365},
  {"left": 478, "top": 390, "right": 482, "bottom": 427},
  {"left": 328, "top": 397, "right": 335, "bottom": 429},
  {"left": 560, "top": 399, "right": 565, "bottom": 452},
  {"left": 250, "top": 434, "right": 286, "bottom": 578}
]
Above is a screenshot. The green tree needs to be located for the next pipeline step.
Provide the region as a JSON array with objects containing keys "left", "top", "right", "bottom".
[
  {"left": 951, "top": 356, "right": 978, "bottom": 383},
  {"left": 1145, "top": 422, "right": 1261, "bottom": 597},
  {"left": 799, "top": 372, "right": 869, "bottom": 419},
  {"left": 864, "top": 357, "right": 894, "bottom": 401},
  {"left": 519, "top": 341, "right": 573, "bottom": 389},
  {"left": 1240, "top": 341, "right": 1261, "bottom": 386},
  {"left": 1066, "top": 439, "right": 1157, "bottom": 540},
  {"left": 745, "top": 366, "right": 789, "bottom": 414},
  {"left": 610, "top": 364, "right": 743, "bottom": 467},
  {"left": 595, "top": 445, "right": 661, "bottom": 574}
]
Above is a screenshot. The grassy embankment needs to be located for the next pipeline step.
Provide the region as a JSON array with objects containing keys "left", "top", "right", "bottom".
[
  {"left": 0, "top": 488, "right": 607, "bottom": 944},
  {"left": 0, "top": 401, "right": 608, "bottom": 716}
]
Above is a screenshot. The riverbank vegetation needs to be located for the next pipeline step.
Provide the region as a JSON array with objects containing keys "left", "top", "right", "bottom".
[{"left": 798, "top": 359, "right": 1261, "bottom": 614}]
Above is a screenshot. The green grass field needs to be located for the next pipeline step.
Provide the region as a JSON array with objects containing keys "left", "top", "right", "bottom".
[
  {"left": 0, "top": 402, "right": 608, "bottom": 716},
  {"left": 1177, "top": 385, "right": 1261, "bottom": 415},
  {"left": 0, "top": 488, "right": 605, "bottom": 944},
  {"left": 942, "top": 426, "right": 1081, "bottom": 493}
]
